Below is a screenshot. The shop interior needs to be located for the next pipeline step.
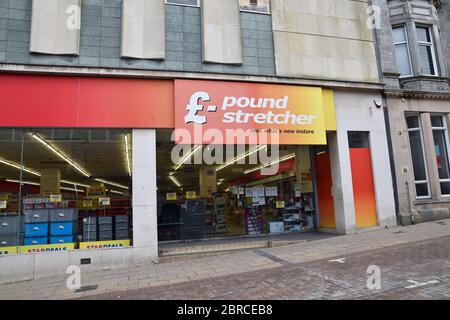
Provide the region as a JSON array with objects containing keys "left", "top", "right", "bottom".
[
  {"left": 0, "top": 128, "right": 132, "bottom": 249},
  {"left": 156, "top": 129, "right": 320, "bottom": 242}
]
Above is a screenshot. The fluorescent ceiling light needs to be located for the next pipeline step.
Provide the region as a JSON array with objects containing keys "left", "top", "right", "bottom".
[
  {"left": 32, "top": 133, "right": 90, "bottom": 177},
  {"left": 6, "top": 179, "right": 84, "bottom": 193},
  {"left": 124, "top": 134, "right": 132, "bottom": 177},
  {"left": 61, "top": 180, "right": 91, "bottom": 188},
  {"left": 6, "top": 179, "right": 40, "bottom": 186},
  {"left": 216, "top": 145, "right": 267, "bottom": 172},
  {"left": 61, "top": 187, "right": 85, "bottom": 193},
  {"left": 244, "top": 153, "right": 296, "bottom": 175},
  {"left": 109, "top": 189, "right": 125, "bottom": 195},
  {"left": 94, "top": 178, "right": 129, "bottom": 190},
  {"left": 173, "top": 145, "right": 202, "bottom": 171},
  {"left": 169, "top": 175, "right": 181, "bottom": 188},
  {"left": 0, "top": 158, "right": 41, "bottom": 176}
]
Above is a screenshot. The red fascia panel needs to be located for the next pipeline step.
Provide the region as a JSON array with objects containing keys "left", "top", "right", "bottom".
[{"left": 0, "top": 74, "right": 175, "bottom": 128}]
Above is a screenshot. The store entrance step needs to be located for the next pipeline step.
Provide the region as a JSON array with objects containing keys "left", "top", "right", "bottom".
[{"left": 158, "top": 232, "right": 333, "bottom": 263}]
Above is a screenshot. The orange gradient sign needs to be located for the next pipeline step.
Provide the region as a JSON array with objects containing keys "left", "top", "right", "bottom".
[{"left": 174, "top": 80, "right": 333, "bottom": 145}]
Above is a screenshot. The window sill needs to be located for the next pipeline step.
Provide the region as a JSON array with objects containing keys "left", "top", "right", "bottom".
[{"left": 414, "top": 198, "right": 450, "bottom": 205}]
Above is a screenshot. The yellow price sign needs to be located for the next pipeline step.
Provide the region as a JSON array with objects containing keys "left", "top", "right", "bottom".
[
  {"left": 0, "top": 200, "right": 7, "bottom": 209},
  {"left": 276, "top": 201, "right": 285, "bottom": 209},
  {"left": 186, "top": 191, "right": 196, "bottom": 199},
  {"left": 166, "top": 192, "right": 177, "bottom": 201},
  {"left": 50, "top": 194, "right": 62, "bottom": 203},
  {"left": 83, "top": 200, "right": 93, "bottom": 208}
]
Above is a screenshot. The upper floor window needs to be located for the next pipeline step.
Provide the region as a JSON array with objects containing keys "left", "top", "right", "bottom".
[
  {"left": 239, "top": 0, "right": 270, "bottom": 14},
  {"left": 392, "top": 24, "right": 440, "bottom": 77},
  {"left": 416, "top": 26, "right": 438, "bottom": 76},
  {"left": 165, "top": 0, "right": 199, "bottom": 7},
  {"left": 393, "top": 26, "right": 413, "bottom": 77}
]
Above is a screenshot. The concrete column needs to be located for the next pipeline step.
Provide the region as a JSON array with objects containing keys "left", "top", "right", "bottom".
[
  {"left": 406, "top": 21, "right": 420, "bottom": 76},
  {"left": 199, "top": 166, "right": 217, "bottom": 198},
  {"left": 40, "top": 168, "right": 60, "bottom": 194},
  {"left": 132, "top": 129, "right": 158, "bottom": 263},
  {"left": 420, "top": 113, "right": 441, "bottom": 200},
  {"left": 328, "top": 131, "right": 357, "bottom": 234},
  {"left": 368, "top": 130, "right": 397, "bottom": 228}
]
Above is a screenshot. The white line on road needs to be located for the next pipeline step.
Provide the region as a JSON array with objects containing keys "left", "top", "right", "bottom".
[
  {"left": 329, "top": 258, "right": 346, "bottom": 264},
  {"left": 405, "top": 279, "right": 440, "bottom": 289}
]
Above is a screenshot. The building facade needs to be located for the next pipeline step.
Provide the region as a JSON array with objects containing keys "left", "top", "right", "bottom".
[
  {"left": 374, "top": 0, "right": 450, "bottom": 225},
  {"left": 0, "top": 0, "right": 398, "bottom": 283}
]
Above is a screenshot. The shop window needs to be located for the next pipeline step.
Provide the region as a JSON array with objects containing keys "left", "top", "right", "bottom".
[
  {"left": 431, "top": 116, "right": 450, "bottom": 196},
  {"left": 406, "top": 116, "right": 431, "bottom": 199},
  {"left": 156, "top": 129, "right": 316, "bottom": 242},
  {"left": 165, "top": 0, "right": 200, "bottom": 7},
  {"left": 239, "top": 0, "right": 271, "bottom": 14},
  {"left": 0, "top": 128, "right": 133, "bottom": 255},
  {"left": 392, "top": 25, "right": 413, "bottom": 77},
  {"left": 416, "top": 25, "right": 438, "bottom": 76}
]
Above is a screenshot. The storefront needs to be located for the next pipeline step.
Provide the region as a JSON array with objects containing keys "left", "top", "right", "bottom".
[
  {"left": 386, "top": 93, "right": 450, "bottom": 225},
  {"left": 0, "top": 73, "right": 397, "bottom": 282}
]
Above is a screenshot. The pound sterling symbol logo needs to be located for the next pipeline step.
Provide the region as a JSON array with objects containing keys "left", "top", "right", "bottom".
[{"left": 185, "top": 91, "right": 216, "bottom": 124}]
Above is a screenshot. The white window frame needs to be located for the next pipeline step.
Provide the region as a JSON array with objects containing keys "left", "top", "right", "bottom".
[
  {"left": 239, "top": 0, "right": 271, "bottom": 15},
  {"left": 416, "top": 25, "right": 439, "bottom": 76},
  {"left": 407, "top": 116, "right": 431, "bottom": 199},
  {"left": 431, "top": 115, "right": 450, "bottom": 197},
  {"left": 392, "top": 25, "right": 413, "bottom": 78},
  {"left": 165, "top": 0, "right": 200, "bottom": 8}
]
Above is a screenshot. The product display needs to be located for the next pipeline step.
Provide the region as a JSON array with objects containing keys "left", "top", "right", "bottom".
[
  {"left": 180, "top": 200, "right": 205, "bottom": 240},
  {"left": 0, "top": 214, "right": 22, "bottom": 247},
  {"left": 82, "top": 216, "right": 97, "bottom": 242},
  {"left": 98, "top": 216, "right": 113, "bottom": 241},
  {"left": 114, "top": 215, "right": 129, "bottom": 240},
  {"left": 24, "top": 209, "right": 49, "bottom": 245}
]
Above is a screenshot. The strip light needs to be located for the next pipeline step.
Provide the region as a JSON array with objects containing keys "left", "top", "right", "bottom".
[
  {"left": 124, "top": 134, "right": 132, "bottom": 177},
  {"left": 5, "top": 179, "right": 84, "bottom": 193},
  {"left": 169, "top": 174, "right": 181, "bottom": 188},
  {"left": 216, "top": 145, "right": 267, "bottom": 172},
  {"left": 32, "top": 133, "right": 90, "bottom": 177},
  {"left": 61, "top": 180, "right": 91, "bottom": 188},
  {"left": 173, "top": 145, "right": 202, "bottom": 171},
  {"left": 94, "top": 178, "right": 129, "bottom": 190},
  {"left": 109, "top": 189, "right": 125, "bottom": 195},
  {"left": 6, "top": 179, "right": 40, "bottom": 186},
  {"left": 0, "top": 158, "right": 41, "bottom": 176},
  {"left": 244, "top": 153, "right": 296, "bottom": 175}
]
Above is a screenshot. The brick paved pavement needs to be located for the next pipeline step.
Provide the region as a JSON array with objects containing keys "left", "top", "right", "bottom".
[
  {"left": 81, "top": 234, "right": 450, "bottom": 300},
  {"left": 0, "top": 219, "right": 449, "bottom": 300}
]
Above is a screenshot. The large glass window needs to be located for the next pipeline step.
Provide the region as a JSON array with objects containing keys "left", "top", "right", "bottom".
[
  {"left": 393, "top": 26, "right": 413, "bottom": 77},
  {"left": 0, "top": 128, "right": 132, "bottom": 255},
  {"left": 431, "top": 116, "right": 450, "bottom": 196},
  {"left": 156, "top": 129, "right": 316, "bottom": 242},
  {"left": 406, "top": 116, "right": 430, "bottom": 198},
  {"left": 416, "top": 25, "right": 438, "bottom": 76}
]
